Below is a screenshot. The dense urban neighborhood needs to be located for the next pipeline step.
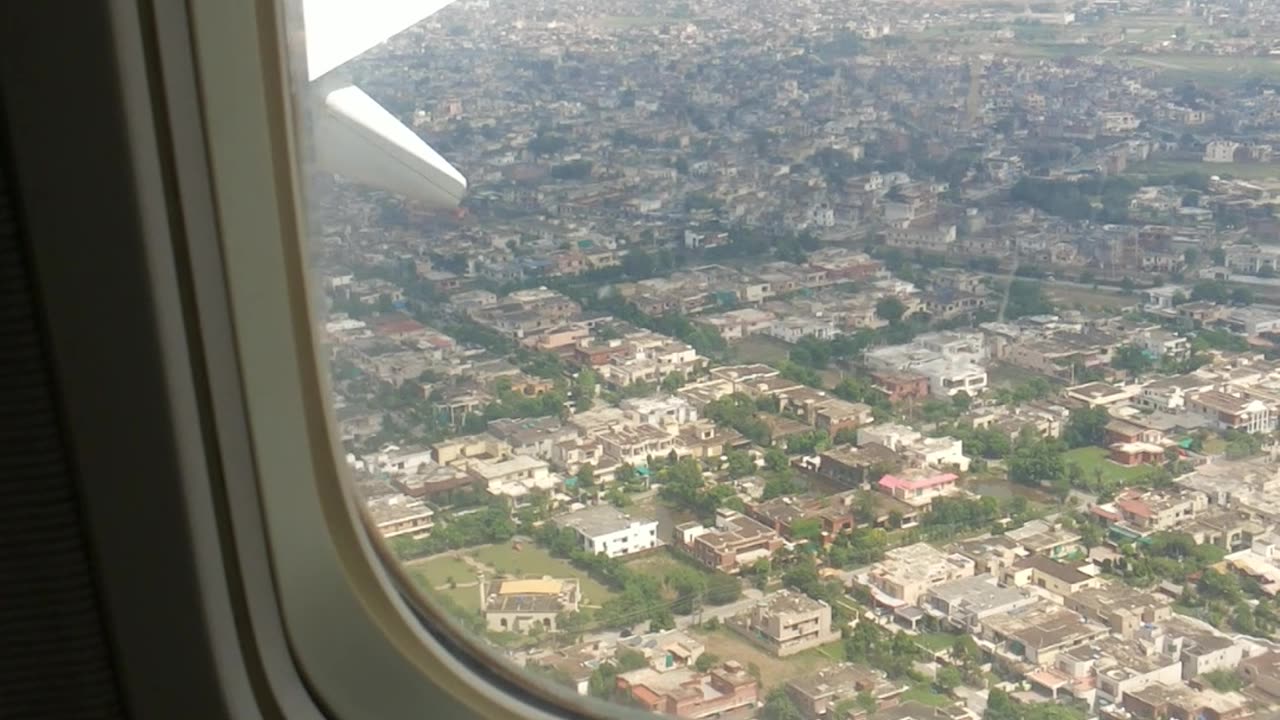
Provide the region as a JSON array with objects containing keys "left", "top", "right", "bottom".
[{"left": 315, "top": 0, "right": 1280, "bottom": 718}]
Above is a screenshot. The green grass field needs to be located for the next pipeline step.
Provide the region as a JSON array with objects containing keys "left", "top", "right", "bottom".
[
  {"left": 625, "top": 549, "right": 714, "bottom": 579},
  {"left": 430, "top": 584, "right": 482, "bottom": 612},
  {"left": 915, "top": 632, "right": 960, "bottom": 653},
  {"left": 1063, "top": 447, "right": 1156, "bottom": 485},
  {"left": 1122, "top": 53, "right": 1280, "bottom": 84},
  {"left": 470, "top": 544, "right": 618, "bottom": 606},
  {"left": 903, "top": 682, "right": 953, "bottom": 707},
  {"left": 1129, "top": 159, "right": 1280, "bottom": 182},
  {"left": 407, "top": 555, "right": 476, "bottom": 590}
]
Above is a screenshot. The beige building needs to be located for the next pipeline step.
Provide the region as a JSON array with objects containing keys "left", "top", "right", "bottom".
[
  {"left": 861, "top": 542, "right": 976, "bottom": 607},
  {"left": 731, "top": 589, "right": 837, "bottom": 657},
  {"left": 481, "top": 578, "right": 580, "bottom": 634},
  {"left": 785, "top": 663, "right": 906, "bottom": 720}
]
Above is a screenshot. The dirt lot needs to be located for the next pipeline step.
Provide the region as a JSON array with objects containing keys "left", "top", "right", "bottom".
[{"left": 693, "top": 628, "right": 839, "bottom": 690}]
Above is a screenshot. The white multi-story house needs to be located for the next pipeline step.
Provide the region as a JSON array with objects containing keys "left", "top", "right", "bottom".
[
  {"left": 554, "top": 505, "right": 659, "bottom": 559},
  {"left": 620, "top": 395, "right": 699, "bottom": 434},
  {"left": 1204, "top": 139, "right": 1242, "bottom": 163}
]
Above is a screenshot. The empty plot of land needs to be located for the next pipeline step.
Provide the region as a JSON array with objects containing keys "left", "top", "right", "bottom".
[
  {"left": 1130, "top": 159, "right": 1280, "bottom": 183},
  {"left": 1045, "top": 285, "right": 1136, "bottom": 311},
  {"left": 693, "top": 628, "right": 841, "bottom": 689}
]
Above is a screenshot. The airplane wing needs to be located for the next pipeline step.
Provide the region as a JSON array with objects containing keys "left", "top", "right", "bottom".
[
  {"left": 302, "top": 0, "right": 467, "bottom": 209},
  {"left": 301, "top": 0, "right": 457, "bottom": 81}
]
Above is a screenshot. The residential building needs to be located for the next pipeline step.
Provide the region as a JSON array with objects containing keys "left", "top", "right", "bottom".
[
  {"left": 1204, "top": 140, "right": 1242, "bottom": 163},
  {"left": 1005, "top": 520, "right": 1082, "bottom": 560},
  {"left": 621, "top": 395, "right": 699, "bottom": 433},
  {"left": 1239, "top": 651, "right": 1280, "bottom": 698},
  {"left": 921, "top": 574, "right": 1039, "bottom": 633},
  {"left": 785, "top": 663, "right": 907, "bottom": 720},
  {"left": 487, "top": 417, "right": 578, "bottom": 461},
  {"left": 432, "top": 433, "right": 511, "bottom": 467},
  {"left": 951, "top": 535, "right": 1028, "bottom": 577},
  {"left": 364, "top": 494, "right": 435, "bottom": 539},
  {"left": 481, "top": 578, "right": 580, "bottom": 633},
  {"left": 1186, "top": 390, "right": 1275, "bottom": 434},
  {"left": 466, "top": 454, "right": 560, "bottom": 506},
  {"left": 1065, "top": 579, "right": 1173, "bottom": 637},
  {"left": 598, "top": 424, "right": 679, "bottom": 466},
  {"left": 676, "top": 509, "right": 785, "bottom": 574},
  {"left": 877, "top": 472, "right": 961, "bottom": 509},
  {"left": 1116, "top": 683, "right": 1251, "bottom": 720},
  {"left": 1067, "top": 382, "right": 1139, "bottom": 408},
  {"left": 978, "top": 603, "right": 1108, "bottom": 665},
  {"left": 1005, "top": 555, "right": 1101, "bottom": 599},
  {"left": 1110, "top": 488, "right": 1211, "bottom": 534},
  {"left": 870, "top": 371, "right": 931, "bottom": 407},
  {"left": 615, "top": 662, "right": 758, "bottom": 719},
  {"left": 554, "top": 505, "right": 660, "bottom": 559},
  {"left": 861, "top": 542, "right": 976, "bottom": 607},
  {"left": 730, "top": 589, "right": 838, "bottom": 657},
  {"left": 1044, "top": 633, "right": 1184, "bottom": 706}
]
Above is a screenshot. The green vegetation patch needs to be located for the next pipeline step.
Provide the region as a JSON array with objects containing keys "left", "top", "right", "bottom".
[
  {"left": 1063, "top": 446, "right": 1157, "bottom": 486},
  {"left": 470, "top": 544, "right": 619, "bottom": 605}
]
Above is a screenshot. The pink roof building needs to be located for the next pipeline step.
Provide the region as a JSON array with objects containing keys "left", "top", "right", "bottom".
[{"left": 877, "top": 473, "right": 959, "bottom": 507}]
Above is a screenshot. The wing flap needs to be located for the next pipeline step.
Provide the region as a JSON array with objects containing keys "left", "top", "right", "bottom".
[{"left": 314, "top": 85, "right": 466, "bottom": 209}]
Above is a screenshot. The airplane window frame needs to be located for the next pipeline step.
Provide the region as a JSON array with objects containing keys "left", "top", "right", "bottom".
[{"left": 176, "top": 0, "right": 664, "bottom": 718}]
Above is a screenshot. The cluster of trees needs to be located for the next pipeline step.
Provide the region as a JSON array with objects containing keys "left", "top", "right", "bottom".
[
  {"left": 588, "top": 296, "right": 727, "bottom": 356},
  {"left": 1190, "top": 280, "right": 1254, "bottom": 307},
  {"left": 985, "top": 688, "right": 1085, "bottom": 720},
  {"left": 1010, "top": 176, "right": 1139, "bottom": 224},
  {"left": 704, "top": 393, "right": 772, "bottom": 446},
  {"left": 1002, "top": 280, "right": 1056, "bottom": 320},
  {"left": 1111, "top": 345, "right": 1155, "bottom": 376},
  {"left": 619, "top": 246, "right": 682, "bottom": 280},
  {"left": 658, "top": 456, "right": 745, "bottom": 519},
  {"left": 534, "top": 522, "right": 742, "bottom": 631},
  {"left": 920, "top": 496, "right": 1005, "bottom": 538},
  {"left": 1115, "top": 532, "right": 1280, "bottom": 639},
  {"left": 710, "top": 225, "right": 819, "bottom": 265},
  {"left": 478, "top": 384, "right": 569, "bottom": 424},
  {"left": 826, "top": 527, "right": 890, "bottom": 568},
  {"left": 388, "top": 503, "right": 516, "bottom": 561},
  {"left": 843, "top": 618, "right": 924, "bottom": 679},
  {"left": 785, "top": 429, "right": 832, "bottom": 456},
  {"left": 550, "top": 159, "right": 593, "bottom": 180},
  {"left": 781, "top": 556, "right": 853, "bottom": 625}
]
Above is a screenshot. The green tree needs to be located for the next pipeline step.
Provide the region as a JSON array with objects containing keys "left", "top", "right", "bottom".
[
  {"left": 1008, "top": 439, "right": 1065, "bottom": 488},
  {"left": 764, "top": 448, "right": 790, "bottom": 473},
  {"left": 1113, "top": 345, "right": 1153, "bottom": 375},
  {"left": 761, "top": 688, "right": 803, "bottom": 720},
  {"left": 790, "top": 518, "right": 824, "bottom": 544},
  {"left": 935, "top": 666, "right": 963, "bottom": 693},
  {"left": 576, "top": 463, "right": 596, "bottom": 490},
  {"left": 694, "top": 652, "right": 720, "bottom": 672},
  {"left": 1064, "top": 407, "right": 1110, "bottom": 448},
  {"left": 705, "top": 572, "right": 743, "bottom": 605},
  {"left": 725, "top": 449, "right": 756, "bottom": 479},
  {"left": 876, "top": 296, "right": 907, "bottom": 324},
  {"left": 573, "top": 369, "right": 597, "bottom": 412}
]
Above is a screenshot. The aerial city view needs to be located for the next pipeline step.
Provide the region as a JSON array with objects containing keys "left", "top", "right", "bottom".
[{"left": 313, "top": 0, "right": 1280, "bottom": 718}]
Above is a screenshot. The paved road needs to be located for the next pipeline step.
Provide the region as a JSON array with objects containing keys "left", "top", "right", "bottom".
[{"left": 674, "top": 587, "right": 765, "bottom": 629}]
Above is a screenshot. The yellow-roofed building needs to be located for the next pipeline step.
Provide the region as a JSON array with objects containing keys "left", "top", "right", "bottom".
[{"left": 480, "top": 577, "right": 580, "bottom": 634}]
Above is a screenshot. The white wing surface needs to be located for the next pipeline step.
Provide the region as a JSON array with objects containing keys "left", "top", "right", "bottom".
[{"left": 302, "top": 0, "right": 466, "bottom": 208}]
